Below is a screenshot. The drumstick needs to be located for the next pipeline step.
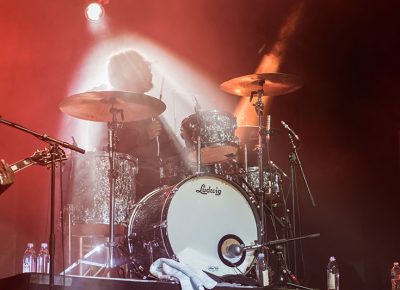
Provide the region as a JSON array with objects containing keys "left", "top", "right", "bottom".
[{"left": 155, "top": 77, "right": 164, "bottom": 158}]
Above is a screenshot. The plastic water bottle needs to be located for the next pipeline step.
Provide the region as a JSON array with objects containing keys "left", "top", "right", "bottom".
[
  {"left": 255, "top": 252, "right": 270, "bottom": 286},
  {"left": 327, "top": 256, "right": 339, "bottom": 290},
  {"left": 22, "top": 243, "right": 36, "bottom": 273},
  {"left": 37, "top": 243, "right": 50, "bottom": 273},
  {"left": 391, "top": 262, "right": 400, "bottom": 290}
]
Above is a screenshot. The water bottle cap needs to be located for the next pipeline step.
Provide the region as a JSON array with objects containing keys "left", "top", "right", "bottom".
[
  {"left": 41, "top": 243, "right": 48, "bottom": 248},
  {"left": 329, "top": 256, "right": 336, "bottom": 262},
  {"left": 27, "top": 243, "right": 34, "bottom": 248}
]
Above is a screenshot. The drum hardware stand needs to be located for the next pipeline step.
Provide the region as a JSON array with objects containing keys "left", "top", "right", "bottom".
[
  {"left": 243, "top": 143, "right": 248, "bottom": 181},
  {"left": 0, "top": 116, "right": 84, "bottom": 289},
  {"left": 270, "top": 245, "right": 315, "bottom": 290},
  {"left": 193, "top": 100, "right": 203, "bottom": 173},
  {"left": 66, "top": 204, "right": 74, "bottom": 267},
  {"left": 233, "top": 234, "right": 319, "bottom": 290},
  {"left": 63, "top": 105, "right": 131, "bottom": 276},
  {"left": 153, "top": 117, "right": 164, "bottom": 188},
  {"left": 196, "top": 135, "right": 202, "bottom": 173},
  {"left": 61, "top": 242, "right": 130, "bottom": 277},
  {"left": 269, "top": 234, "right": 320, "bottom": 290},
  {"left": 249, "top": 81, "right": 271, "bottom": 286}
]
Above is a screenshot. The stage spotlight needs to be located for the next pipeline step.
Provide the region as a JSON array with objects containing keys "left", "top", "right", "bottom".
[{"left": 85, "top": 2, "right": 104, "bottom": 22}]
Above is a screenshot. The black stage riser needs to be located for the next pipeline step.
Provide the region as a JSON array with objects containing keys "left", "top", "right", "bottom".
[{"left": 0, "top": 273, "right": 297, "bottom": 290}]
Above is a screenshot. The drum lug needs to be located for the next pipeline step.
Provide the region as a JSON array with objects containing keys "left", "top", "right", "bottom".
[
  {"left": 153, "top": 220, "right": 168, "bottom": 229},
  {"left": 144, "top": 240, "right": 159, "bottom": 250}
]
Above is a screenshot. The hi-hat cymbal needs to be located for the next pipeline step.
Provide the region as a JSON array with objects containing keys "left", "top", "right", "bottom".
[
  {"left": 59, "top": 91, "right": 166, "bottom": 122},
  {"left": 220, "top": 73, "right": 302, "bottom": 97},
  {"left": 236, "top": 125, "right": 281, "bottom": 143}
]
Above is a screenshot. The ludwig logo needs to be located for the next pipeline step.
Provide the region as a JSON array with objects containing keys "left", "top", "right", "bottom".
[{"left": 196, "top": 184, "right": 222, "bottom": 196}]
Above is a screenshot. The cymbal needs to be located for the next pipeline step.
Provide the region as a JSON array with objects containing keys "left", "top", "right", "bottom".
[
  {"left": 60, "top": 91, "right": 166, "bottom": 122},
  {"left": 236, "top": 125, "right": 280, "bottom": 143},
  {"left": 220, "top": 73, "right": 302, "bottom": 97}
]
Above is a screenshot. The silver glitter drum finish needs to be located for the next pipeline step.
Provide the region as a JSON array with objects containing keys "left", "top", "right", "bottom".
[
  {"left": 66, "top": 151, "right": 138, "bottom": 234},
  {"left": 243, "top": 166, "right": 281, "bottom": 200},
  {"left": 180, "top": 110, "right": 239, "bottom": 164},
  {"left": 127, "top": 174, "right": 259, "bottom": 277},
  {"left": 160, "top": 155, "right": 191, "bottom": 186}
]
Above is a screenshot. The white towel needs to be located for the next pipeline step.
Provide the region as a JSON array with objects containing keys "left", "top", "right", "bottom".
[{"left": 150, "top": 258, "right": 218, "bottom": 290}]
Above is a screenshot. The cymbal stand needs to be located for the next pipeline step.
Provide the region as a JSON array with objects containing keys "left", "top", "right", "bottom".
[
  {"left": 63, "top": 105, "right": 127, "bottom": 276},
  {"left": 249, "top": 81, "right": 269, "bottom": 286},
  {"left": 107, "top": 107, "right": 119, "bottom": 268},
  {"left": 194, "top": 108, "right": 203, "bottom": 174}
]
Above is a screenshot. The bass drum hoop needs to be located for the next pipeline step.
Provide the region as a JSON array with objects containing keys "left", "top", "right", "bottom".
[{"left": 127, "top": 173, "right": 260, "bottom": 276}]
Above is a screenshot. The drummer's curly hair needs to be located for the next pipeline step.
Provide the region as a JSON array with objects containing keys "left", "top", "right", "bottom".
[{"left": 107, "top": 50, "right": 153, "bottom": 93}]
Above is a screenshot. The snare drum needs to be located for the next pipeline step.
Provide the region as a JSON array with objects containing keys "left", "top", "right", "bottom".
[
  {"left": 180, "top": 110, "right": 239, "bottom": 164},
  {"left": 127, "top": 174, "right": 259, "bottom": 276}
]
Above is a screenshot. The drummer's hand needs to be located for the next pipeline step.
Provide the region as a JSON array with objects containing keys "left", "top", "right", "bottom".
[{"left": 146, "top": 119, "right": 162, "bottom": 141}]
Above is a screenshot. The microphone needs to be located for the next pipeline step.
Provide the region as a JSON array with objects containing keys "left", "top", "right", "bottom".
[
  {"left": 225, "top": 244, "right": 244, "bottom": 258},
  {"left": 266, "top": 115, "right": 271, "bottom": 140},
  {"left": 269, "top": 160, "right": 288, "bottom": 178},
  {"left": 281, "top": 120, "right": 300, "bottom": 142}
]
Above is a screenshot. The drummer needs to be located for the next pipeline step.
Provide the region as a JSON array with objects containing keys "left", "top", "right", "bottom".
[{"left": 107, "top": 50, "right": 180, "bottom": 200}]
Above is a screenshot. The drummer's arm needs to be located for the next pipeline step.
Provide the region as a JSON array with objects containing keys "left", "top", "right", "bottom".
[
  {"left": 146, "top": 119, "right": 162, "bottom": 141},
  {"left": 118, "top": 120, "right": 161, "bottom": 152}
]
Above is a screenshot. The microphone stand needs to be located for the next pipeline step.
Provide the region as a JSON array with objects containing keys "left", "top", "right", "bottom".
[
  {"left": 237, "top": 234, "right": 320, "bottom": 290},
  {"left": 287, "top": 134, "right": 316, "bottom": 207},
  {"left": 0, "top": 116, "right": 85, "bottom": 290},
  {"left": 286, "top": 132, "right": 316, "bottom": 278}
]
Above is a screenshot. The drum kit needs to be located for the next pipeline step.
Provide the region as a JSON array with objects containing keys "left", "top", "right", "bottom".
[{"left": 59, "top": 72, "right": 317, "bottom": 289}]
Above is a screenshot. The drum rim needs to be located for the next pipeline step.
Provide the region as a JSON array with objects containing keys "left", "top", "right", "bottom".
[
  {"left": 127, "top": 185, "right": 172, "bottom": 254},
  {"left": 186, "top": 144, "right": 239, "bottom": 165},
  {"left": 75, "top": 150, "right": 139, "bottom": 163},
  {"left": 246, "top": 166, "right": 273, "bottom": 172},
  {"left": 182, "top": 109, "right": 236, "bottom": 121}
]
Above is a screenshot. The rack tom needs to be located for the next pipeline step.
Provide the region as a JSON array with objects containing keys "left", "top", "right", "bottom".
[{"left": 180, "top": 110, "right": 238, "bottom": 164}]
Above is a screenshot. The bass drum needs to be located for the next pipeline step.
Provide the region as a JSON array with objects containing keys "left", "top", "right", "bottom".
[{"left": 127, "top": 174, "right": 259, "bottom": 277}]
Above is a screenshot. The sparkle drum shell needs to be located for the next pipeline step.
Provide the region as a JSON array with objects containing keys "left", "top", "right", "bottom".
[
  {"left": 180, "top": 110, "right": 239, "bottom": 164},
  {"left": 66, "top": 151, "right": 138, "bottom": 235},
  {"left": 127, "top": 174, "right": 259, "bottom": 276}
]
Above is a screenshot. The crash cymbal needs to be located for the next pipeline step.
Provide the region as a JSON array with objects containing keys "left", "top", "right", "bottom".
[
  {"left": 220, "top": 73, "right": 302, "bottom": 97},
  {"left": 236, "top": 125, "right": 280, "bottom": 143},
  {"left": 60, "top": 91, "right": 166, "bottom": 122}
]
